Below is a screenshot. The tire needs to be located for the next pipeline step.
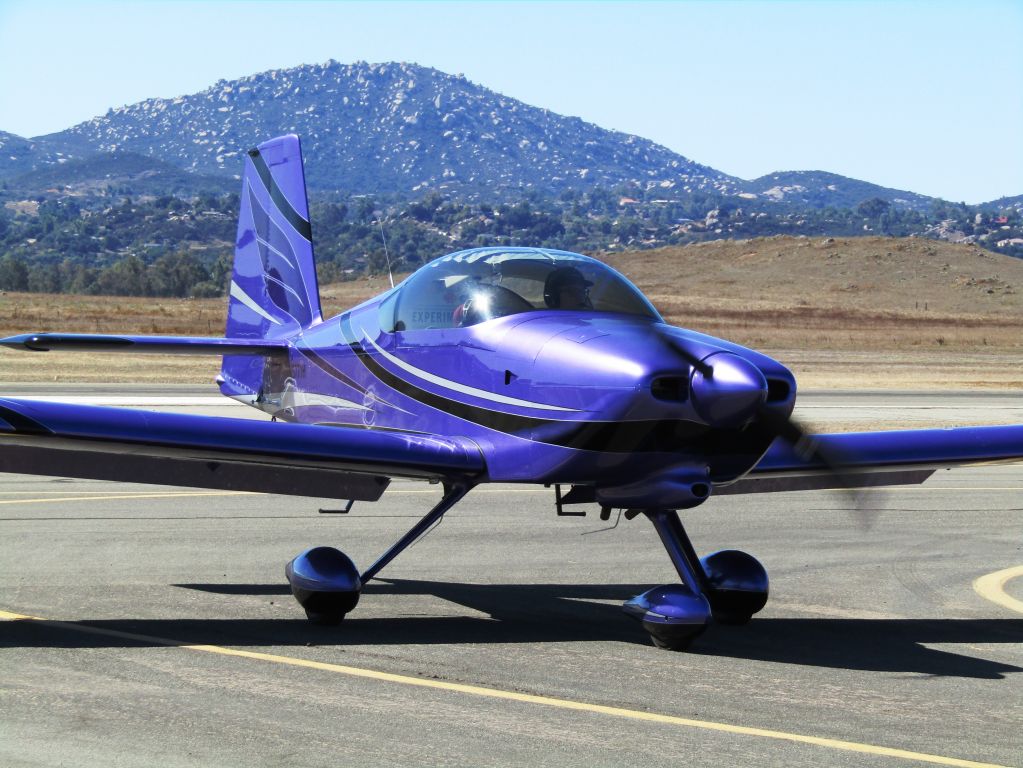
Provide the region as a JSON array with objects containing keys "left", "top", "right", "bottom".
[{"left": 305, "top": 609, "right": 347, "bottom": 626}]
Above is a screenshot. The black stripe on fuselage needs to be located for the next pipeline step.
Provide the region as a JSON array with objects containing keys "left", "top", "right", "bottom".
[
  {"left": 247, "top": 148, "right": 313, "bottom": 241},
  {"left": 296, "top": 346, "right": 369, "bottom": 396},
  {"left": 338, "top": 317, "right": 707, "bottom": 453},
  {"left": 0, "top": 404, "right": 54, "bottom": 436},
  {"left": 296, "top": 345, "right": 408, "bottom": 414}
]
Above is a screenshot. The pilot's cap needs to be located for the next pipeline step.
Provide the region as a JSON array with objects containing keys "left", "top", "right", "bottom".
[{"left": 544, "top": 266, "right": 593, "bottom": 307}]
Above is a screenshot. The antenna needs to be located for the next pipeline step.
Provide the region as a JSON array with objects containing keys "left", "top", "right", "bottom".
[{"left": 376, "top": 214, "right": 394, "bottom": 289}]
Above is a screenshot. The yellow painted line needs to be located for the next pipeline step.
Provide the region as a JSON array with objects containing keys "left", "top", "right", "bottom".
[
  {"left": 973, "top": 566, "right": 1023, "bottom": 615},
  {"left": 388, "top": 488, "right": 549, "bottom": 494},
  {"left": 0, "top": 491, "right": 256, "bottom": 506},
  {"left": 899, "top": 487, "right": 1023, "bottom": 491},
  {"left": 0, "top": 610, "right": 1009, "bottom": 768},
  {"left": 813, "top": 487, "right": 1023, "bottom": 493},
  {"left": 0, "top": 488, "right": 547, "bottom": 497},
  {"left": 474, "top": 488, "right": 1020, "bottom": 493},
  {"left": 363, "top": 487, "right": 1023, "bottom": 494},
  {"left": 0, "top": 492, "right": 259, "bottom": 499}
]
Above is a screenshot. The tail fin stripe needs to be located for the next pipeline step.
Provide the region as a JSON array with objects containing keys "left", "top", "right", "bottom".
[
  {"left": 246, "top": 182, "right": 312, "bottom": 325},
  {"left": 246, "top": 182, "right": 303, "bottom": 287},
  {"left": 255, "top": 235, "right": 296, "bottom": 270},
  {"left": 229, "top": 280, "right": 282, "bottom": 325},
  {"left": 263, "top": 274, "right": 306, "bottom": 307},
  {"left": 247, "top": 148, "right": 312, "bottom": 241}
]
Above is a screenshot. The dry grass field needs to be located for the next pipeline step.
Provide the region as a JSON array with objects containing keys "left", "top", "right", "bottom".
[
  {"left": 602, "top": 236, "right": 1023, "bottom": 389},
  {"left": 1, "top": 236, "right": 1021, "bottom": 389}
]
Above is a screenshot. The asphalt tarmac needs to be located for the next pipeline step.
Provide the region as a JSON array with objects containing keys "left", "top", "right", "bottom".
[{"left": 1, "top": 388, "right": 1021, "bottom": 767}]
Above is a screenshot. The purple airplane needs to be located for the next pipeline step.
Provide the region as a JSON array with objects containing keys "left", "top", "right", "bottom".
[{"left": 2, "top": 135, "right": 1021, "bottom": 650}]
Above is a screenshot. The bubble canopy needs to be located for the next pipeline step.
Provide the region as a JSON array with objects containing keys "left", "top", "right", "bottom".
[{"left": 385, "top": 248, "right": 661, "bottom": 332}]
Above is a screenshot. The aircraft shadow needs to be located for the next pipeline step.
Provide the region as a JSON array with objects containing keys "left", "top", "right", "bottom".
[{"left": 2, "top": 579, "right": 1020, "bottom": 680}]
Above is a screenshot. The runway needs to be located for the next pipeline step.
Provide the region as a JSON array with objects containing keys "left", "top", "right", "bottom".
[{"left": 1, "top": 388, "right": 1021, "bottom": 767}]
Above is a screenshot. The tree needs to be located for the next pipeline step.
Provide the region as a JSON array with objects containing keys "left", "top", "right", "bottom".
[
  {"left": 0, "top": 256, "right": 29, "bottom": 291},
  {"left": 95, "top": 254, "right": 149, "bottom": 295},
  {"left": 28, "top": 263, "right": 62, "bottom": 293},
  {"left": 856, "top": 197, "right": 891, "bottom": 219},
  {"left": 196, "top": 192, "right": 219, "bottom": 212},
  {"left": 60, "top": 260, "right": 97, "bottom": 294},
  {"left": 147, "top": 251, "right": 209, "bottom": 297},
  {"left": 407, "top": 193, "right": 442, "bottom": 222},
  {"left": 208, "top": 252, "right": 233, "bottom": 295}
]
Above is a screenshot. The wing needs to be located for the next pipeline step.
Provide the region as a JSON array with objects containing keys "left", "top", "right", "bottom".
[
  {"left": 0, "top": 398, "right": 485, "bottom": 500},
  {"left": 1, "top": 333, "right": 288, "bottom": 356},
  {"left": 719, "top": 424, "right": 1023, "bottom": 494}
]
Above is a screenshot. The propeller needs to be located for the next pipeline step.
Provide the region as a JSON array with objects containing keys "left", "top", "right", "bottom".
[
  {"left": 755, "top": 405, "right": 877, "bottom": 531},
  {"left": 664, "top": 337, "right": 876, "bottom": 529}
]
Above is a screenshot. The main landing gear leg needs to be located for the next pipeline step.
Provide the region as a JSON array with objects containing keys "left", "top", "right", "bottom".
[
  {"left": 623, "top": 510, "right": 769, "bottom": 650},
  {"left": 359, "top": 482, "right": 472, "bottom": 583},
  {"left": 285, "top": 482, "right": 473, "bottom": 625}
]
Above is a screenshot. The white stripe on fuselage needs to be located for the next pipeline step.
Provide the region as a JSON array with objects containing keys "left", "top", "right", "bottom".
[
  {"left": 290, "top": 391, "right": 371, "bottom": 410},
  {"left": 360, "top": 328, "right": 580, "bottom": 413},
  {"left": 229, "top": 392, "right": 371, "bottom": 411}
]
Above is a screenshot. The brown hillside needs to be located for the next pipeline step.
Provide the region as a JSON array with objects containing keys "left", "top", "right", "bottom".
[
  {"left": 1, "top": 237, "right": 1021, "bottom": 387},
  {"left": 601, "top": 236, "right": 1023, "bottom": 389},
  {"left": 602, "top": 235, "right": 1023, "bottom": 318}
]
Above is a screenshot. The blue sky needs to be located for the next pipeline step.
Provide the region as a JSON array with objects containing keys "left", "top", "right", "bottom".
[{"left": 0, "top": 0, "right": 1020, "bottom": 203}]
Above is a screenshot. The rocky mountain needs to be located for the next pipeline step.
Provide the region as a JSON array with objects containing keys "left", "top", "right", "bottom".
[
  {"left": 1, "top": 61, "right": 1016, "bottom": 212},
  {"left": 4, "top": 61, "right": 737, "bottom": 201},
  {"left": 740, "top": 170, "right": 933, "bottom": 210},
  {"left": 0, "top": 131, "right": 64, "bottom": 177},
  {"left": 6, "top": 151, "right": 234, "bottom": 197},
  {"left": 985, "top": 194, "right": 1023, "bottom": 212}
]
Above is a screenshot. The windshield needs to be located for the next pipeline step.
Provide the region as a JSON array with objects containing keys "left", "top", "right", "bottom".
[{"left": 390, "top": 248, "right": 660, "bottom": 331}]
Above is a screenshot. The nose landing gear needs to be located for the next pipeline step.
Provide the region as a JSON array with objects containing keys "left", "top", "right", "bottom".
[{"left": 623, "top": 509, "right": 768, "bottom": 650}]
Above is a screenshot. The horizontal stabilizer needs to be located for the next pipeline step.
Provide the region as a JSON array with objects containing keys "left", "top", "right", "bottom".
[{"left": 0, "top": 333, "right": 289, "bottom": 356}]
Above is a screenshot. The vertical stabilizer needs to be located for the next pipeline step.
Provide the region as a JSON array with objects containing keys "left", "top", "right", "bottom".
[
  {"left": 227, "top": 134, "right": 321, "bottom": 338},
  {"left": 221, "top": 135, "right": 320, "bottom": 401}
]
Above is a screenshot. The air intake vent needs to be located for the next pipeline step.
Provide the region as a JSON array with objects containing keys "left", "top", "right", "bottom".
[
  {"left": 766, "top": 378, "right": 791, "bottom": 402},
  {"left": 651, "top": 376, "right": 689, "bottom": 402}
]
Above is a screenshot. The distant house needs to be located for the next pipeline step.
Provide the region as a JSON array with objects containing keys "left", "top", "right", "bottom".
[
  {"left": 618, "top": 197, "right": 639, "bottom": 206},
  {"left": 994, "top": 216, "right": 1009, "bottom": 225}
]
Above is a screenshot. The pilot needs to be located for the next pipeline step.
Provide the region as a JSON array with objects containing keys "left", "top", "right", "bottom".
[{"left": 544, "top": 267, "right": 593, "bottom": 310}]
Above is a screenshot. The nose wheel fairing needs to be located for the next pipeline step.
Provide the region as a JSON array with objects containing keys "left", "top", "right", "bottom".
[
  {"left": 623, "top": 584, "right": 712, "bottom": 650},
  {"left": 623, "top": 510, "right": 769, "bottom": 649}
]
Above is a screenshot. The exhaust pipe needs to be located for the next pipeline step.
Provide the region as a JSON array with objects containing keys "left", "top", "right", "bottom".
[{"left": 596, "top": 467, "right": 711, "bottom": 510}]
